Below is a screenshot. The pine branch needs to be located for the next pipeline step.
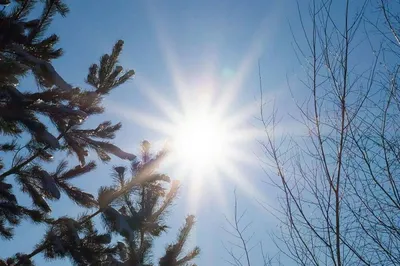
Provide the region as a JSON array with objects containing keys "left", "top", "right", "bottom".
[
  {"left": 159, "top": 215, "right": 200, "bottom": 266},
  {"left": 0, "top": 124, "right": 72, "bottom": 181},
  {"left": 7, "top": 44, "right": 73, "bottom": 91},
  {"left": 27, "top": 0, "right": 69, "bottom": 42},
  {"left": 12, "top": 0, "right": 36, "bottom": 20},
  {"left": 1, "top": 3, "right": 140, "bottom": 264},
  {"left": 12, "top": 209, "right": 101, "bottom": 266},
  {"left": 12, "top": 151, "right": 167, "bottom": 265}
]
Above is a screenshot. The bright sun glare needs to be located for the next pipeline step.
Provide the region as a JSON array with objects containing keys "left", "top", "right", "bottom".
[
  {"left": 106, "top": 71, "right": 267, "bottom": 211},
  {"left": 172, "top": 111, "right": 228, "bottom": 170},
  {"left": 105, "top": 8, "right": 273, "bottom": 211},
  {"left": 107, "top": 80, "right": 264, "bottom": 211}
]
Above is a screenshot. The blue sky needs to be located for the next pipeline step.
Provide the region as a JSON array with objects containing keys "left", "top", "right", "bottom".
[{"left": 1, "top": 0, "right": 380, "bottom": 265}]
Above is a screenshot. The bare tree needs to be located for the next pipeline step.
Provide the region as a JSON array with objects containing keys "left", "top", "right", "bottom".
[
  {"left": 259, "top": 0, "right": 400, "bottom": 265},
  {"left": 222, "top": 190, "right": 280, "bottom": 266}
]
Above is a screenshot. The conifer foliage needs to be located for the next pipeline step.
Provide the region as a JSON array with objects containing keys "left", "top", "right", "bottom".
[
  {"left": 99, "top": 141, "right": 200, "bottom": 265},
  {"left": 0, "top": 1, "right": 199, "bottom": 265}
]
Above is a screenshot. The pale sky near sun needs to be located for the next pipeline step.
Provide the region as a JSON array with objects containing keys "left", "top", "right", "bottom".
[{"left": 0, "top": 0, "right": 378, "bottom": 265}]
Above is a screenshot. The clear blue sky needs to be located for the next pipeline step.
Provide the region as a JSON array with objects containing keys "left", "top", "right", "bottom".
[{"left": 1, "top": 0, "right": 376, "bottom": 265}]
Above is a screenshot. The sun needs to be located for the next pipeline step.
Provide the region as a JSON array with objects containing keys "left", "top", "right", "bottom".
[
  {"left": 105, "top": 74, "right": 266, "bottom": 211},
  {"left": 171, "top": 110, "right": 229, "bottom": 172},
  {"left": 104, "top": 12, "right": 270, "bottom": 210},
  {"left": 106, "top": 79, "right": 265, "bottom": 211}
]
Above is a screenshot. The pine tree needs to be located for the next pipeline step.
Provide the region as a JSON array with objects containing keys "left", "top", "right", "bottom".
[
  {"left": 99, "top": 141, "right": 200, "bottom": 266},
  {"left": 0, "top": 1, "right": 199, "bottom": 265}
]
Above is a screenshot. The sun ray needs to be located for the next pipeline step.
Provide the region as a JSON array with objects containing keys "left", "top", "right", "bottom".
[
  {"left": 105, "top": 100, "right": 175, "bottom": 133},
  {"left": 186, "top": 172, "right": 204, "bottom": 213},
  {"left": 208, "top": 176, "right": 230, "bottom": 213},
  {"left": 147, "top": 9, "right": 193, "bottom": 115},
  {"left": 216, "top": 10, "right": 283, "bottom": 117},
  {"left": 226, "top": 149, "right": 258, "bottom": 167},
  {"left": 110, "top": 77, "right": 263, "bottom": 211},
  {"left": 136, "top": 78, "right": 183, "bottom": 123},
  {"left": 220, "top": 162, "right": 267, "bottom": 204},
  {"left": 111, "top": 3, "right": 287, "bottom": 211}
]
